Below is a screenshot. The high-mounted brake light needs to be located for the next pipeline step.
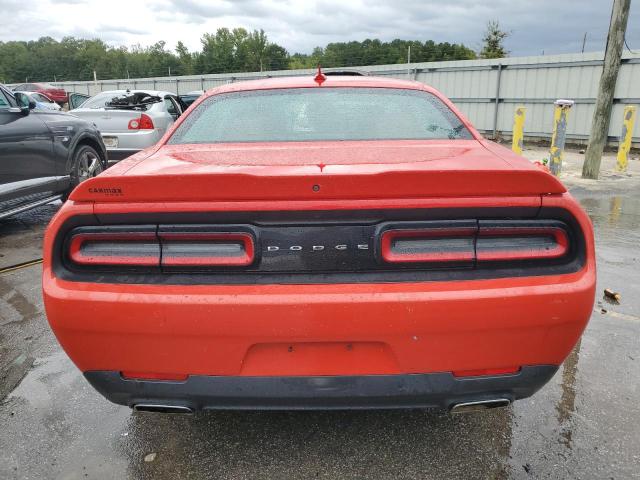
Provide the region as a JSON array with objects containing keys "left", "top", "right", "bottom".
[
  {"left": 159, "top": 232, "right": 255, "bottom": 267},
  {"left": 380, "top": 226, "right": 476, "bottom": 264},
  {"left": 68, "top": 231, "right": 160, "bottom": 266},
  {"left": 128, "top": 113, "right": 154, "bottom": 130}
]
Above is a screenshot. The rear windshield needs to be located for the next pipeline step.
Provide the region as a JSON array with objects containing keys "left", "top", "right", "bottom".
[
  {"left": 168, "top": 88, "right": 472, "bottom": 144},
  {"left": 78, "top": 91, "right": 160, "bottom": 110},
  {"left": 79, "top": 92, "right": 119, "bottom": 109}
]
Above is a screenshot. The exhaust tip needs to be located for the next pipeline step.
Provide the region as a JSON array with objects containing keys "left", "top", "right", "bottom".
[
  {"left": 450, "top": 398, "right": 510, "bottom": 414},
  {"left": 133, "top": 404, "right": 194, "bottom": 414}
]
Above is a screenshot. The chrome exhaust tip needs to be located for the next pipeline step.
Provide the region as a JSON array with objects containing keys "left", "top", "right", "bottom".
[
  {"left": 450, "top": 398, "right": 511, "bottom": 414},
  {"left": 133, "top": 404, "right": 194, "bottom": 414}
]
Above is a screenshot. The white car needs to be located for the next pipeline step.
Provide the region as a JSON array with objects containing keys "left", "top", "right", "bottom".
[
  {"left": 14, "top": 91, "right": 62, "bottom": 111},
  {"left": 68, "top": 90, "right": 184, "bottom": 162}
]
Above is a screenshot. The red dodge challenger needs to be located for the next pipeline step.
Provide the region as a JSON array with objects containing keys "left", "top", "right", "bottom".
[{"left": 42, "top": 74, "right": 596, "bottom": 413}]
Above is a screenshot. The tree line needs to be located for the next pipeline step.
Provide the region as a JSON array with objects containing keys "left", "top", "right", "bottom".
[{"left": 0, "top": 25, "right": 508, "bottom": 84}]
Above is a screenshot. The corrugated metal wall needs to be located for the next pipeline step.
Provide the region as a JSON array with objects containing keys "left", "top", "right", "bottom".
[{"left": 55, "top": 51, "right": 640, "bottom": 145}]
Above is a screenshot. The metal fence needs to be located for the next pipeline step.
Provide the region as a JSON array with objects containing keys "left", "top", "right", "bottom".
[{"left": 53, "top": 51, "right": 640, "bottom": 146}]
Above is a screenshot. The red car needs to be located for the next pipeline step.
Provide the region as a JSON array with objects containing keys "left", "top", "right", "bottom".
[
  {"left": 12, "top": 82, "right": 68, "bottom": 105},
  {"left": 43, "top": 74, "right": 596, "bottom": 413}
]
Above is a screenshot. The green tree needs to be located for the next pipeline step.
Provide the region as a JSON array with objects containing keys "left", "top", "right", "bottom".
[
  {"left": 480, "top": 20, "right": 509, "bottom": 59},
  {"left": 175, "top": 41, "right": 194, "bottom": 75},
  {"left": 0, "top": 32, "right": 480, "bottom": 84},
  {"left": 199, "top": 28, "right": 236, "bottom": 73}
]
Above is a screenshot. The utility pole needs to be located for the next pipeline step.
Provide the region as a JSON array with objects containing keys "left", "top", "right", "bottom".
[
  {"left": 407, "top": 45, "right": 411, "bottom": 78},
  {"left": 582, "top": 0, "right": 631, "bottom": 179},
  {"left": 581, "top": 32, "right": 588, "bottom": 53}
]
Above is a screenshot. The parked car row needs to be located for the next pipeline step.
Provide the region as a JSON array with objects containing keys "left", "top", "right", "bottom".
[
  {"left": 10, "top": 82, "right": 68, "bottom": 105},
  {"left": 68, "top": 90, "right": 189, "bottom": 160},
  {"left": 1, "top": 83, "right": 204, "bottom": 219},
  {"left": 0, "top": 84, "right": 107, "bottom": 219}
]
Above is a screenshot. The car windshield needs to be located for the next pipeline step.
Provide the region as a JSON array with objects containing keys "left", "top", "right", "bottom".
[{"left": 168, "top": 87, "right": 472, "bottom": 144}]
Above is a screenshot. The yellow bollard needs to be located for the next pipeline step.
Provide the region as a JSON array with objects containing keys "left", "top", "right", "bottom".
[
  {"left": 549, "top": 99, "right": 574, "bottom": 176},
  {"left": 616, "top": 105, "right": 637, "bottom": 172},
  {"left": 512, "top": 107, "right": 526, "bottom": 155}
]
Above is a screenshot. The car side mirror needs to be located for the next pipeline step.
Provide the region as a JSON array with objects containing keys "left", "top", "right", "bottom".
[{"left": 14, "top": 92, "right": 36, "bottom": 114}]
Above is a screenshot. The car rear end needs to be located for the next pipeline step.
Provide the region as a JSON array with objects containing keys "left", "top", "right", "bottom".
[
  {"left": 71, "top": 91, "right": 170, "bottom": 161},
  {"left": 43, "top": 78, "right": 596, "bottom": 412}
]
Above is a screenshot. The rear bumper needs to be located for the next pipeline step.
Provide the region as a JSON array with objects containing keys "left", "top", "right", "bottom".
[
  {"left": 44, "top": 268, "right": 594, "bottom": 377},
  {"left": 101, "top": 130, "right": 162, "bottom": 162},
  {"left": 85, "top": 365, "right": 558, "bottom": 410}
]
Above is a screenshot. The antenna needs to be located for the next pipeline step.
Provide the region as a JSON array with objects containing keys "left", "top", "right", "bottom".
[{"left": 314, "top": 65, "right": 326, "bottom": 86}]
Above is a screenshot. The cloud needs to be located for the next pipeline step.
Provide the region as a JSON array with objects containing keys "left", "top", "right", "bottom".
[{"left": 0, "top": 0, "right": 638, "bottom": 57}]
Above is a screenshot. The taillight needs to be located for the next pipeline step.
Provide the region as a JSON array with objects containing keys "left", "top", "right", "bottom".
[
  {"left": 476, "top": 223, "right": 569, "bottom": 261},
  {"left": 159, "top": 231, "right": 255, "bottom": 267},
  {"left": 379, "top": 220, "right": 570, "bottom": 266},
  {"left": 68, "top": 228, "right": 159, "bottom": 266},
  {"left": 128, "top": 113, "right": 154, "bottom": 130},
  {"left": 65, "top": 226, "right": 255, "bottom": 269},
  {"left": 380, "top": 225, "right": 476, "bottom": 264}
]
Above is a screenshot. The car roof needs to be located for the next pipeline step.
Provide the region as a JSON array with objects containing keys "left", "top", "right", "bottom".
[{"left": 203, "top": 75, "right": 435, "bottom": 98}]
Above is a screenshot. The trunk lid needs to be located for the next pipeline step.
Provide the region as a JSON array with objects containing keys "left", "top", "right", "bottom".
[
  {"left": 71, "top": 140, "right": 566, "bottom": 203},
  {"left": 70, "top": 108, "right": 145, "bottom": 133}
]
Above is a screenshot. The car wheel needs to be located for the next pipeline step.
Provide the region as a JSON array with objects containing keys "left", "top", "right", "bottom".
[{"left": 65, "top": 145, "right": 104, "bottom": 199}]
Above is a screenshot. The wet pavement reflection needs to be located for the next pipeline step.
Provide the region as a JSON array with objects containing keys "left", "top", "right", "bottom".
[{"left": 1, "top": 188, "right": 639, "bottom": 479}]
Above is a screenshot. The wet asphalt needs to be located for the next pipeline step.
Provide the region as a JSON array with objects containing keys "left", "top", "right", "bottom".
[{"left": 0, "top": 184, "right": 639, "bottom": 480}]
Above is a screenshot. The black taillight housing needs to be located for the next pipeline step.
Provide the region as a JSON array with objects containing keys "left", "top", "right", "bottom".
[{"left": 56, "top": 211, "right": 583, "bottom": 285}]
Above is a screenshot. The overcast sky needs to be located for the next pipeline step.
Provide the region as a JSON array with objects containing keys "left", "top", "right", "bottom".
[{"left": 2, "top": 0, "right": 639, "bottom": 57}]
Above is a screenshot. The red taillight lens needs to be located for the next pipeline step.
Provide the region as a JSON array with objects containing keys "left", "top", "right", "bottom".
[
  {"left": 159, "top": 232, "right": 255, "bottom": 267},
  {"left": 453, "top": 367, "right": 521, "bottom": 378},
  {"left": 380, "top": 226, "right": 476, "bottom": 264},
  {"left": 476, "top": 225, "right": 569, "bottom": 262},
  {"left": 68, "top": 232, "right": 160, "bottom": 266},
  {"left": 128, "top": 113, "right": 154, "bottom": 130}
]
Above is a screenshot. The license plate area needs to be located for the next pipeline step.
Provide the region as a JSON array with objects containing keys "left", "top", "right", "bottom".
[
  {"left": 102, "top": 136, "right": 118, "bottom": 148},
  {"left": 240, "top": 342, "right": 399, "bottom": 376}
]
